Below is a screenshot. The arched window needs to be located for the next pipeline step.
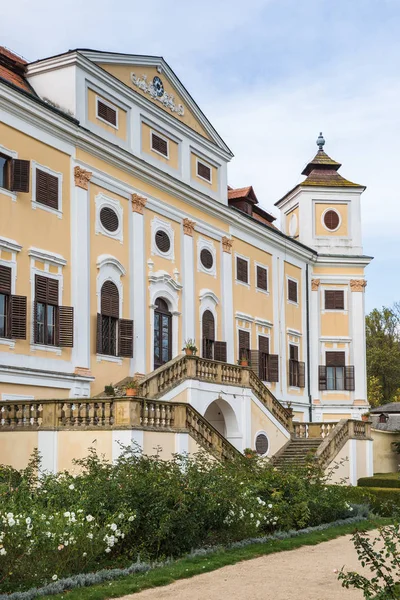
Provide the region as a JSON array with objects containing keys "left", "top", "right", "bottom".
[
  {"left": 97, "top": 281, "right": 133, "bottom": 358},
  {"left": 202, "top": 310, "right": 215, "bottom": 359},
  {"left": 154, "top": 297, "right": 172, "bottom": 369}
]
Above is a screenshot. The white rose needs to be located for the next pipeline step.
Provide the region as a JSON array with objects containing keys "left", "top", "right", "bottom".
[{"left": 69, "top": 484, "right": 75, "bottom": 490}]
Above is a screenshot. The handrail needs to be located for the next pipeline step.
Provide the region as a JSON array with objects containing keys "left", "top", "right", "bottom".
[
  {"left": 0, "top": 396, "right": 239, "bottom": 461},
  {"left": 137, "top": 354, "right": 292, "bottom": 430}
]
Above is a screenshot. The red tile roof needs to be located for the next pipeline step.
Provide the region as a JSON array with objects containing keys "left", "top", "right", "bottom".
[
  {"left": 228, "top": 185, "right": 258, "bottom": 203},
  {"left": 0, "top": 47, "right": 33, "bottom": 94}
]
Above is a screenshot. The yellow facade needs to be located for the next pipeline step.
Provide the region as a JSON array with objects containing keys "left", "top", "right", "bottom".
[{"left": 315, "top": 203, "right": 348, "bottom": 237}]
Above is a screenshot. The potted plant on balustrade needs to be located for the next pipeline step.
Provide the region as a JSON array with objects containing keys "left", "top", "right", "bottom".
[
  {"left": 182, "top": 339, "right": 198, "bottom": 356},
  {"left": 239, "top": 352, "right": 249, "bottom": 367},
  {"left": 361, "top": 411, "right": 371, "bottom": 422},
  {"left": 121, "top": 378, "right": 141, "bottom": 397}
]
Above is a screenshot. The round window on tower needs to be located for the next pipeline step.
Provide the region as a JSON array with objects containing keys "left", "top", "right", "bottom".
[
  {"left": 100, "top": 206, "right": 119, "bottom": 233},
  {"left": 155, "top": 229, "right": 171, "bottom": 253},
  {"left": 323, "top": 209, "right": 340, "bottom": 231},
  {"left": 200, "top": 248, "right": 214, "bottom": 270},
  {"left": 255, "top": 432, "right": 269, "bottom": 457}
]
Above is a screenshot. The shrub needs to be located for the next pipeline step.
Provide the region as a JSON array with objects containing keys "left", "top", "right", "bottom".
[{"left": 358, "top": 477, "right": 400, "bottom": 489}]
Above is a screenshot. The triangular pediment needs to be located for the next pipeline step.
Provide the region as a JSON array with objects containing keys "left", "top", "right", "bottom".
[{"left": 80, "top": 51, "right": 232, "bottom": 155}]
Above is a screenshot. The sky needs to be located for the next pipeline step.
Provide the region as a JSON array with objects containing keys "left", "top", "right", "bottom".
[{"left": 1, "top": 0, "right": 398, "bottom": 313}]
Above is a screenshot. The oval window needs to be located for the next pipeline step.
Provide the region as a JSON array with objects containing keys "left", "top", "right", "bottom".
[
  {"left": 255, "top": 433, "right": 269, "bottom": 456},
  {"left": 100, "top": 206, "right": 119, "bottom": 233},
  {"left": 155, "top": 230, "right": 171, "bottom": 253},
  {"left": 323, "top": 210, "right": 340, "bottom": 231},
  {"left": 200, "top": 248, "right": 213, "bottom": 270}
]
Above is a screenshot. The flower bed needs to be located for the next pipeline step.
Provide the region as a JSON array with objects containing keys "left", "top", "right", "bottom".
[{"left": 0, "top": 449, "right": 361, "bottom": 595}]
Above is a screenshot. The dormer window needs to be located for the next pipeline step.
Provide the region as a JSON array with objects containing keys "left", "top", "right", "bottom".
[{"left": 197, "top": 160, "right": 211, "bottom": 182}]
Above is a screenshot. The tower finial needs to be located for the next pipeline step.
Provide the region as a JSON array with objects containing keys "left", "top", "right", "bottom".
[{"left": 317, "top": 132, "right": 325, "bottom": 151}]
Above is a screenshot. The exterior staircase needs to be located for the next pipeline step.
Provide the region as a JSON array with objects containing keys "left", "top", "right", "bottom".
[{"left": 272, "top": 438, "right": 322, "bottom": 468}]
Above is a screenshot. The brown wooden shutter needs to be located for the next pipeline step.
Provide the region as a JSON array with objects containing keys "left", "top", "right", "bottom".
[
  {"left": 258, "top": 335, "right": 269, "bottom": 380},
  {"left": 57, "top": 305, "right": 74, "bottom": 347},
  {"left": 35, "top": 275, "right": 58, "bottom": 304},
  {"left": 298, "top": 361, "right": 305, "bottom": 388},
  {"left": 325, "top": 290, "right": 344, "bottom": 310},
  {"left": 202, "top": 310, "right": 215, "bottom": 341},
  {"left": 36, "top": 169, "right": 59, "bottom": 210},
  {"left": 326, "top": 351, "right": 345, "bottom": 366},
  {"left": 96, "top": 313, "right": 103, "bottom": 354},
  {"left": 345, "top": 366, "right": 355, "bottom": 391},
  {"left": 288, "top": 279, "right": 298, "bottom": 302},
  {"left": 10, "top": 159, "right": 30, "bottom": 193},
  {"left": 197, "top": 161, "right": 211, "bottom": 181},
  {"left": 97, "top": 100, "right": 117, "bottom": 126},
  {"left": 101, "top": 281, "right": 119, "bottom": 318},
  {"left": 214, "top": 341, "right": 227, "bottom": 362},
  {"left": 0, "top": 265, "right": 11, "bottom": 294},
  {"left": 256, "top": 266, "right": 267, "bottom": 291},
  {"left": 118, "top": 319, "right": 134, "bottom": 357},
  {"left": 33, "top": 300, "right": 39, "bottom": 344},
  {"left": 151, "top": 133, "right": 168, "bottom": 156},
  {"left": 155, "top": 230, "right": 171, "bottom": 253},
  {"left": 48, "top": 279, "right": 59, "bottom": 305},
  {"left": 267, "top": 354, "right": 279, "bottom": 382},
  {"left": 250, "top": 350, "right": 260, "bottom": 376},
  {"left": 10, "top": 295, "right": 27, "bottom": 339},
  {"left": 236, "top": 257, "right": 248, "bottom": 283},
  {"left": 319, "top": 365, "right": 327, "bottom": 390},
  {"left": 289, "top": 344, "right": 299, "bottom": 361},
  {"left": 259, "top": 335, "right": 269, "bottom": 354},
  {"left": 238, "top": 329, "right": 250, "bottom": 359}
]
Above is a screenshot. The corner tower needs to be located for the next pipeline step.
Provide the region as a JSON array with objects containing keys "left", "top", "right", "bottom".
[{"left": 275, "top": 133, "right": 365, "bottom": 255}]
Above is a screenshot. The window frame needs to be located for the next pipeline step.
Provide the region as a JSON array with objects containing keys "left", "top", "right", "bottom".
[
  {"left": 288, "top": 343, "right": 300, "bottom": 388},
  {"left": 196, "top": 157, "right": 212, "bottom": 183},
  {"left": 0, "top": 144, "right": 18, "bottom": 201},
  {"left": 95, "top": 95, "right": 119, "bottom": 130},
  {"left": 197, "top": 238, "right": 217, "bottom": 277},
  {"left": 150, "top": 129, "right": 170, "bottom": 159},
  {"left": 287, "top": 276, "right": 298, "bottom": 305},
  {"left": 324, "top": 289, "right": 345, "bottom": 311},
  {"left": 95, "top": 193, "right": 123, "bottom": 243},
  {"left": 33, "top": 274, "right": 60, "bottom": 348},
  {"left": 255, "top": 263, "right": 269, "bottom": 294},
  {"left": 151, "top": 217, "right": 175, "bottom": 261},
  {"left": 254, "top": 430, "right": 270, "bottom": 457},
  {"left": 31, "top": 161, "right": 63, "bottom": 218},
  {"left": 235, "top": 254, "right": 250, "bottom": 286},
  {"left": 322, "top": 207, "right": 341, "bottom": 232}
]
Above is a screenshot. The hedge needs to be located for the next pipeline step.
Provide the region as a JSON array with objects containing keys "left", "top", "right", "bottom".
[{"left": 358, "top": 476, "right": 400, "bottom": 489}]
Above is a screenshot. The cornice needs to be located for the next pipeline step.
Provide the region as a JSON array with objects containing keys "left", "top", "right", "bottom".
[
  {"left": 28, "top": 247, "right": 67, "bottom": 267},
  {"left": 315, "top": 254, "right": 373, "bottom": 267},
  {"left": 0, "top": 236, "right": 22, "bottom": 253}
]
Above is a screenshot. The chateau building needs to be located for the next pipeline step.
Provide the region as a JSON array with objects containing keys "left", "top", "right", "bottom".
[{"left": 0, "top": 47, "right": 373, "bottom": 477}]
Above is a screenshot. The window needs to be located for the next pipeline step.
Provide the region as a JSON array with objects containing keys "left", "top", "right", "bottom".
[
  {"left": 256, "top": 266, "right": 268, "bottom": 291},
  {"left": 255, "top": 432, "right": 269, "bottom": 456},
  {"left": 379, "top": 413, "right": 388, "bottom": 424},
  {"left": 0, "top": 265, "right": 27, "bottom": 340},
  {"left": 288, "top": 344, "right": 305, "bottom": 388},
  {"left": 200, "top": 248, "right": 213, "bottom": 270},
  {"left": 202, "top": 310, "right": 215, "bottom": 359},
  {"left": 155, "top": 230, "right": 171, "bottom": 253},
  {"left": 258, "top": 335, "right": 279, "bottom": 382},
  {"left": 36, "top": 169, "right": 59, "bottom": 210},
  {"left": 96, "top": 281, "right": 133, "bottom": 358},
  {"left": 325, "top": 290, "right": 344, "bottom": 310},
  {"left": 319, "top": 352, "right": 355, "bottom": 391},
  {"left": 0, "top": 154, "right": 30, "bottom": 193},
  {"left": 323, "top": 209, "right": 340, "bottom": 231},
  {"left": 238, "top": 329, "right": 250, "bottom": 361},
  {"left": 34, "top": 275, "right": 73, "bottom": 347},
  {"left": 236, "top": 257, "right": 249, "bottom": 284},
  {"left": 151, "top": 132, "right": 168, "bottom": 157},
  {"left": 288, "top": 279, "right": 298, "bottom": 303},
  {"left": 197, "top": 160, "right": 211, "bottom": 182},
  {"left": 97, "top": 99, "right": 117, "bottom": 126},
  {"left": 100, "top": 206, "right": 119, "bottom": 233}
]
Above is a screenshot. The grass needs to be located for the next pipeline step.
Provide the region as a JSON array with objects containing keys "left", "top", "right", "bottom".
[{"left": 46, "top": 518, "right": 391, "bottom": 600}]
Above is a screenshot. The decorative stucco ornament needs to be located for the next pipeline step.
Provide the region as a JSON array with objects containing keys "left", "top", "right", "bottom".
[
  {"left": 182, "top": 218, "right": 196, "bottom": 236},
  {"left": 74, "top": 166, "right": 92, "bottom": 190},
  {"left": 131, "top": 193, "right": 147, "bottom": 214},
  {"left": 130, "top": 73, "right": 185, "bottom": 116},
  {"left": 222, "top": 236, "right": 233, "bottom": 253},
  {"left": 350, "top": 279, "right": 367, "bottom": 292},
  {"left": 311, "top": 279, "right": 320, "bottom": 291}
]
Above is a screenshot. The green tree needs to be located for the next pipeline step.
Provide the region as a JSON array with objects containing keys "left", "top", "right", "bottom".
[{"left": 366, "top": 306, "right": 400, "bottom": 403}]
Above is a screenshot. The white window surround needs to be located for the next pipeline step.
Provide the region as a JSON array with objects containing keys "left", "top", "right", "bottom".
[
  {"left": 31, "top": 161, "right": 63, "bottom": 219},
  {"left": 321, "top": 206, "right": 342, "bottom": 233},
  {"left": 0, "top": 252, "right": 17, "bottom": 348},
  {"left": 237, "top": 326, "right": 252, "bottom": 352},
  {"left": 235, "top": 253, "right": 250, "bottom": 288},
  {"left": 288, "top": 212, "right": 298, "bottom": 237},
  {"left": 254, "top": 262, "right": 269, "bottom": 294},
  {"left": 0, "top": 143, "right": 17, "bottom": 201},
  {"left": 286, "top": 275, "right": 299, "bottom": 306},
  {"left": 95, "top": 95, "right": 119, "bottom": 130},
  {"left": 150, "top": 129, "right": 170, "bottom": 159},
  {"left": 199, "top": 290, "right": 219, "bottom": 351},
  {"left": 254, "top": 430, "right": 270, "bottom": 457},
  {"left": 0, "top": 236, "right": 22, "bottom": 255},
  {"left": 197, "top": 237, "right": 217, "bottom": 277},
  {"left": 95, "top": 193, "right": 123, "bottom": 243},
  {"left": 196, "top": 157, "right": 212, "bottom": 184},
  {"left": 151, "top": 216, "right": 175, "bottom": 261},
  {"left": 321, "top": 286, "right": 348, "bottom": 312},
  {"left": 96, "top": 255, "right": 125, "bottom": 316},
  {"left": 288, "top": 340, "right": 301, "bottom": 391},
  {"left": 28, "top": 247, "right": 67, "bottom": 268}
]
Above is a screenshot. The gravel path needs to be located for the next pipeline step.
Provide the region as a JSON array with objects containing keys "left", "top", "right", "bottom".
[{"left": 119, "top": 532, "right": 371, "bottom": 599}]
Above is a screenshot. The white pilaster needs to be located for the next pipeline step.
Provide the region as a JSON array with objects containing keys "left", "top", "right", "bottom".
[
  {"left": 349, "top": 439, "right": 357, "bottom": 485},
  {"left": 71, "top": 168, "right": 91, "bottom": 371},
  {"left": 310, "top": 280, "right": 321, "bottom": 403},
  {"left": 182, "top": 227, "right": 195, "bottom": 341},
  {"left": 175, "top": 432, "right": 189, "bottom": 455},
  {"left": 38, "top": 431, "right": 58, "bottom": 474},
  {"left": 132, "top": 197, "right": 146, "bottom": 374},
  {"left": 278, "top": 256, "right": 287, "bottom": 396},
  {"left": 221, "top": 241, "right": 234, "bottom": 363},
  {"left": 350, "top": 286, "right": 367, "bottom": 401}
]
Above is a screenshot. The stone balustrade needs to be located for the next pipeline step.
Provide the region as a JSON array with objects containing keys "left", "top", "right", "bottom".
[{"left": 0, "top": 396, "right": 238, "bottom": 461}]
